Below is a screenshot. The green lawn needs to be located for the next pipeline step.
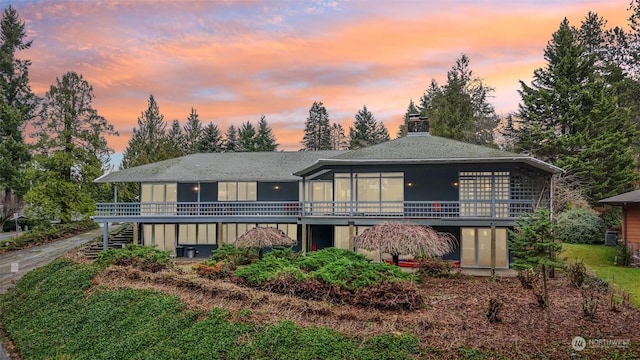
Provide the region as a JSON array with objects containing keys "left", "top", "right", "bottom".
[{"left": 560, "top": 243, "right": 640, "bottom": 308}]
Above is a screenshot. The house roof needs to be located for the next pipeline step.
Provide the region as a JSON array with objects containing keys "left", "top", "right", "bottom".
[
  {"left": 95, "top": 151, "right": 345, "bottom": 183},
  {"left": 293, "top": 134, "right": 563, "bottom": 176},
  {"left": 96, "top": 134, "right": 562, "bottom": 184},
  {"left": 600, "top": 189, "right": 640, "bottom": 205}
]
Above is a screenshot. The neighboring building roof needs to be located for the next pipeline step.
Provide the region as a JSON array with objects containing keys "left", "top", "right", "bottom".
[
  {"left": 600, "top": 189, "right": 640, "bottom": 205},
  {"left": 293, "top": 134, "right": 563, "bottom": 176},
  {"left": 95, "top": 151, "right": 345, "bottom": 183}
]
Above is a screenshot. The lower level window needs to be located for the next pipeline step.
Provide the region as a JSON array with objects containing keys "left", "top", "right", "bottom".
[
  {"left": 461, "top": 227, "right": 508, "bottom": 267},
  {"left": 178, "top": 224, "right": 216, "bottom": 244}
]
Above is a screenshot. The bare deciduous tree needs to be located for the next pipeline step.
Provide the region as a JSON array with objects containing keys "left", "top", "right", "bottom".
[
  {"left": 354, "top": 221, "right": 456, "bottom": 266},
  {"left": 235, "top": 226, "right": 296, "bottom": 259}
]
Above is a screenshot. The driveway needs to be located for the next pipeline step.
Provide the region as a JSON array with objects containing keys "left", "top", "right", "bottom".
[{"left": 0, "top": 228, "right": 103, "bottom": 360}]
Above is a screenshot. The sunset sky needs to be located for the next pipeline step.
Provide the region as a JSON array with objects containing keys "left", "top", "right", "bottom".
[{"left": 10, "top": 0, "right": 634, "bottom": 160}]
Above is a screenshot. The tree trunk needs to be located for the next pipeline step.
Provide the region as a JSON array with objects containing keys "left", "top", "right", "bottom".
[{"left": 542, "top": 264, "right": 551, "bottom": 335}]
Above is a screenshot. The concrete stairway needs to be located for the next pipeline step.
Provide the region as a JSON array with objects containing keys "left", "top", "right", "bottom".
[{"left": 84, "top": 224, "right": 134, "bottom": 260}]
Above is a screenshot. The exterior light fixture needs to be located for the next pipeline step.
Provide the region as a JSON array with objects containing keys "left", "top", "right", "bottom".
[
  {"left": 274, "top": 184, "right": 280, "bottom": 191},
  {"left": 452, "top": 182, "right": 459, "bottom": 187},
  {"left": 406, "top": 181, "right": 414, "bottom": 188}
]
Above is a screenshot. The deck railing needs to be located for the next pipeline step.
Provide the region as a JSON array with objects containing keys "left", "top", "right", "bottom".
[{"left": 95, "top": 200, "right": 534, "bottom": 219}]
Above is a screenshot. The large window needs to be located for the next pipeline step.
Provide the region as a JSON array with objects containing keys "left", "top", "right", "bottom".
[
  {"left": 178, "top": 224, "right": 216, "bottom": 245},
  {"left": 140, "top": 183, "right": 177, "bottom": 214},
  {"left": 334, "top": 172, "right": 404, "bottom": 214},
  {"left": 143, "top": 224, "right": 176, "bottom": 254},
  {"left": 218, "top": 182, "right": 257, "bottom": 201},
  {"left": 306, "top": 181, "right": 333, "bottom": 214},
  {"left": 459, "top": 172, "right": 509, "bottom": 217}
]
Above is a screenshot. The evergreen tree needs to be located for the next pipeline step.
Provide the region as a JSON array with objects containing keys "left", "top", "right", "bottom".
[
  {"left": 349, "top": 105, "right": 389, "bottom": 149},
  {"left": 509, "top": 208, "right": 563, "bottom": 312},
  {"left": 426, "top": 54, "right": 498, "bottom": 146},
  {"left": 238, "top": 121, "right": 258, "bottom": 151},
  {"left": 301, "top": 101, "right": 332, "bottom": 151},
  {"left": 183, "top": 108, "right": 202, "bottom": 154},
  {"left": 26, "top": 72, "right": 117, "bottom": 223},
  {"left": 197, "top": 122, "right": 223, "bottom": 153},
  {"left": 397, "top": 99, "right": 420, "bottom": 137},
  {"left": 223, "top": 124, "right": 244, "bottom": 152},
  {"left": 577, "top": 11, "right": 640, "bottom": 155},
  {"left": 121, "top": 95, "right": 171, "bottom": 169},
  {"left": 419, "top": 79, "right": 441, "bottom": 115},
  {"left": 254, "top": 115, "right": 278, "bottom": 151},
  {"left": 166, "top": 119, "right": 185, "bottom": 158},
  {"left": 0, "top": 6, "right": 37, "bottom": 123},
  {"left": 330, "top": 122, "right": 349, "bottom": 150},
  {"left": 0, "top": 6, "right": 36, "bottom": 196},
  {"left": 509, "top": 19, "right": 638, "bottom": 203}
]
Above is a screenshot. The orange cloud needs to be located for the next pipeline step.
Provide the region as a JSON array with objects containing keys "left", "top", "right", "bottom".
[{"left": 14, "top": 0, "right": 633, "bottom": 155}]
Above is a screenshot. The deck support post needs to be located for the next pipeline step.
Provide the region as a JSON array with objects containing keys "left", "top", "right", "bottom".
[
  {"left": 490, "top": 222, "right": 496, "bottom": 278},
  {"left": 103, "top": 222, "right": 109, "bottom": 251},
  {"left": 348, "top": 221, "right": 355, "bottom": 251},
  {"left": 301, "top": 224, "right": 307, "bottom": 255}
]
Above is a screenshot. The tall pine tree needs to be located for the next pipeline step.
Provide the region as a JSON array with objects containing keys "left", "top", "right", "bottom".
[
  {"left": 121, "top": 95, "right": 171, "bottom": 169},
  {"left": 254, "top": 115, "right": 278, "bottom": 151},
  {"left": 330, "top": 123, "right": 349, "bottom": 150},
  {"left": 0, "top": 6, "right": 36, "bottom": 197},
  {"left": 510, "top": 18, "right": 638, "bottom": 203},
  {"left": 183, "top": 108, "right": 203, "bottom": 154},
  {"left": 238, "top": 121, "right": 258, "bottom": 151},
  {"left": 349, "top": 105, "right": 389, "bottom": 149},
  {"left": 27, "top": 72, "right": 117, "bottom": 223},
  {"left": 197, "top": 122, "right": 223, "bottom": 153},
  {"left": 426, "top": 55, "right": 498, "bottom": 146},
  {"left": 223, "top": 124, "right": 244, "bottom": 152},
  {"left": 301, "top": 101, "right": 332, "bottom": 151},
  {"left": 166, "top": 119, "right": 185, "bottom": 158}
]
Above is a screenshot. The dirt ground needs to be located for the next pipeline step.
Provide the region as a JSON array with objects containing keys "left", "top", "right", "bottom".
[{"left": 91, "top": 264, "right": 640, "bottom": 359}]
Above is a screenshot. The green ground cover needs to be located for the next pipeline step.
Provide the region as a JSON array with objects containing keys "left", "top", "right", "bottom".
[
  {"left": 560, "top": 243, "right": 640, "bottom": 307},
  {"left": 0, "top": 258, "right": 419, "bottom": 360}
]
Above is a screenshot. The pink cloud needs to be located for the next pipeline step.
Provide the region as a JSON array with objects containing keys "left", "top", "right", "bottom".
[{"left": 14, "top": 0, "right": 633, "bottom": 154}]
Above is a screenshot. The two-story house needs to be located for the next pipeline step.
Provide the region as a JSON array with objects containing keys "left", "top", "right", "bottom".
[{"left": 94, "top": 120, "right": 561, "bottom": 268}]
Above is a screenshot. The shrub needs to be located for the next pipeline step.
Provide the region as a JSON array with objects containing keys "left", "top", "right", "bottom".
[
  {"left": 234, "top": 255, "right": 300, "bottom": 286},
  {"left": 516, "top": 268, "right": 537, "bottom": 289},
  {"left": 581, "top": 285, "right": 599, "bottom": 319},
  {"left": 614, "top": 242, "right": 632, "bottom": 266},
  {"left": 95, "top": 244, "right": 172, "bottom": 272},
  {"left": 486, "top": 297, "right": 503, "bottom": 323},
  {"left": 297, "top": 247, "right": 370, "bottom": 271},
  {"left": 311, "top": 257, "right": 412, "bottom": 291},
  {"left": 0, "top": 219, "right": 98, "bottom": 252},
  {"left": 267, "top": 246, "right": 299, "bottom": 261},
  {"left": 193, "top": 261, "right": 231, "bottom": 279},
  {"left": 556, "top": 208, "right": 604, "bottom": 244},
  {"left": 210, "top": 243, "right": 258, "bottom": 268},
  {"left": 416, "top": 258, "right": 453, "bottom": 278},
  {"left": 565, "top": 259, "right": 587, "bottom": 287}
]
